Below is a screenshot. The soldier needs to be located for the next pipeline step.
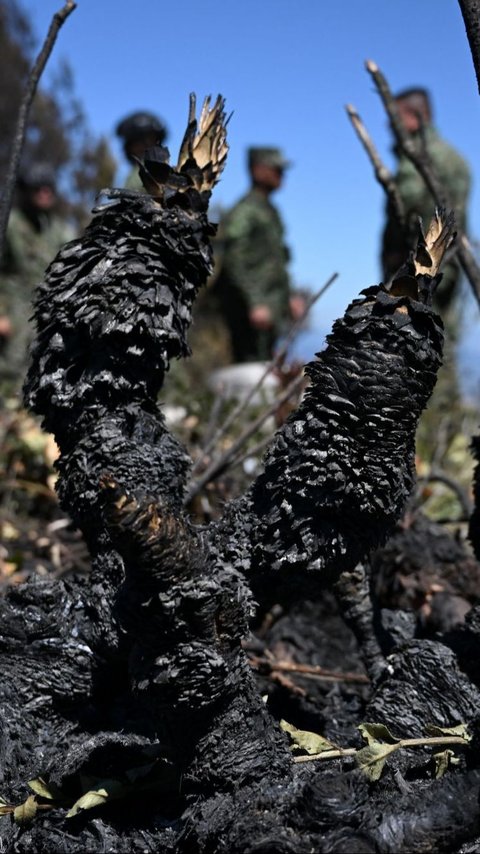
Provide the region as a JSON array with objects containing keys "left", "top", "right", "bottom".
[
  {"left": 381, "top": 87, "right": 471, "bottom": 332},
  {"left": 115, "top": 111, "right": 168, "bottom": 191},
  {"left": 213, "top": 146, "right": 303, "bottom": 363},
  {"left": 381, "top": 87, "right": 472, "bottom": 455},
  {"left": 0, "top": 163, "right": 76, "bottom": 398}
]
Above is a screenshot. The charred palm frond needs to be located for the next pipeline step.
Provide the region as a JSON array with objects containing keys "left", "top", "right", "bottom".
[
  {"left": 10, "top": 78, "right": 476, "bottom": 854},
  {"left": 20, "top": 95, "right": 290, "bottom": 791},
  {"left": 23, "top": 96, "right": 229, "bottom": 535},
  {"left": 23, "top": 95, "right": 229, "bottom": 439},
  {"left": 211, "top": 210, "right": 455, "bottom": 591}
]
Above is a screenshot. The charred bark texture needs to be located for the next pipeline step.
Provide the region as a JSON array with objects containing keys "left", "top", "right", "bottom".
[
  {"left": 458, "top": 0, "right": 480, "bottom": 96},
  {"left": 0, "top": 100, "right": 478, "bottom": 852},
  {"left": 469, "top": 436, "right": 480, "bottom": 559}
]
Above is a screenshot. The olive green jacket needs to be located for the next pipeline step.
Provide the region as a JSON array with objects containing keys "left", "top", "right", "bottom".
[
  {"left": 214, "top": 188, "right": 291, "bottom": 325},
  {"left": 0, "top": 207, "right": 76, "bottom": 392},
  {"left": 381, "top": 125, "right": 471, "bottom": 320}
]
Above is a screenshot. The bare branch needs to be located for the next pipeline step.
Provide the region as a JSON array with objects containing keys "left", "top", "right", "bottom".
[
  {"left": 227, "top": 433, "right": 272, "bottom": 473},
  {"left": 346, "top": 103, "right": 405, "bottom": 225},
  {"left": 293, "top": 734, "right": 468, "bottom": 764},
  {"left": 249, "top": 655, "right": 370, "bottom": 685},
  {"left": 417, "top": 467, "right": 474, "bottom": 518},
  {"left": 184, "top": 368, "right": 307, "bottom": 505},
  {"left": 191, "top": 272, "right": 338, "bottom": 476},
  {"left": 365, "top": 59, "right": 480, "bottom": 305},
  {"left": 0, "top": 1, "right": 77, "bottom": 259}
]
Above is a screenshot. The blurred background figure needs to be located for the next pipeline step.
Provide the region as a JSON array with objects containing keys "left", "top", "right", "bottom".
[
  {"left": 115, "top": 110, "right": 169, "bottom": 191},
  {"left": 380, "top": 87, "right": 472, "bottom": 453},
  {"left": 381, "top": 87, "right": 471, "bottom": 322},
  {"left": 0, "top": 162, "right": 76, "bottom": 399},
  {"left": 213, "top": 145, "right": 305, "bottom": 364}
]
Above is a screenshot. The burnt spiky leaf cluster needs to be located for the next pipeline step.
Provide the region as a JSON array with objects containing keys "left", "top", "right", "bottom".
[
  {"left": 207, "top": 212, "right": 455, "bottom": 597},
  {"left": 248, "top": 281, "right": 443, "bottom": 578},
  {"left": 1, "top": 87, "right": 475, "bottom": 854},
  {"left": 23, "top": 190, "right": 215, "bottom": 430},
  {"left": 22, "top": 96, "right": 229, "bottom": 539},
  {"left": 24, "top": 95, "right": 230, "bottom": 439}
]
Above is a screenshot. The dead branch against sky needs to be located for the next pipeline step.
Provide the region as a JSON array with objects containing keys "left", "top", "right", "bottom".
[{"left": 0, "top": 1, "right": 77, "bottom": 260}]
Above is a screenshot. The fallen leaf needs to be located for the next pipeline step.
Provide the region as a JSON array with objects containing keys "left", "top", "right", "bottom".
[
  {"left": 433, "top": 749, "right": 459, "bottom": 779},
  {"left": 13, "top": 795, "right": 38, "bottom": 826},
  {"left": 358, "top": 722, "right": 400, "bottom": 745},
  {"left": 280, "top": 719, "right": 338, "bottom": 754},
  {"left": 425, "top": 723, "right": 472, "bottom": 742},
  {"left": 355, "top": 742, "right": 399, "bottom": 781}
]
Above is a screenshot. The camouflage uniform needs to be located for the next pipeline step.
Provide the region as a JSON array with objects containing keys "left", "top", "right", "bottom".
[
  {"left": 124, "top": 164, "right": 143, "bottom": 191},
  {"left": 381, "top": 125, "right": 471, "bottom": 330},
  {"left": 382, "top": 125, "right": 472, "bottom": 454},
  {"left": 213, "top": 187, "right": 291, "bottom": 362},
  {"left": 0, "top": 207, "right": 75, "bottom": 396}
]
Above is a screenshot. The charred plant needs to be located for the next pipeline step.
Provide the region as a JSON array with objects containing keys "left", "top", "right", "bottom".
[{"left": 0, "top": 93, "right": 478, "bottom": 852}]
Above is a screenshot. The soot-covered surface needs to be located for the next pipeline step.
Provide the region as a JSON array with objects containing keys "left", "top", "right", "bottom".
[{"left": 0, "top": 108, "right": 478, "bottom": 854}]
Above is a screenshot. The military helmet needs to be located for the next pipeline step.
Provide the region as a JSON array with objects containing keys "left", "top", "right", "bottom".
[
  {"left": 247, "top": 146, "right": 292, "bottom": 170},
  {"left": 17, "top": 162, "right": 57, "bottom": 190},
  {"left": 115, "top": 111, "right": 168, "bottom": 145}
]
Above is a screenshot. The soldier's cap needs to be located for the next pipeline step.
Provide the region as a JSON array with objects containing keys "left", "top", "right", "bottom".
[
  {"left": 17, "top": 162, "right": 57, "bottom": 191},
  {"left": 248, "top": 147, "right": 292, "bottom": 170},
  {"left": 115, "top": 111, "right": 168, "bottom": 144}
]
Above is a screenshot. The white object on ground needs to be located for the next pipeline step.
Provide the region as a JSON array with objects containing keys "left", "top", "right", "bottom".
[{"left": 208, "top": 361, "right": 280, "bottom": 405}]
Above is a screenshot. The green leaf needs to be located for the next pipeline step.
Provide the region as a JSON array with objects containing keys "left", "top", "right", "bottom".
[
  {"left": 13, "top": 795, "right": 38, "bottom": 826},
  {"left": 358, "top": 723, "right": 400, "bottom": 745},
  {"left": 355, "top": 742, "right": 399, "bottom": 781},
  {"left": 425, "top": 723, "right": 472, "bottom": 742},
  {"left": 280, "top": 720, "right": 338, "bottom": 754},
  {"left": 433, "top": 749, "right": 460, "bottom": 779}
]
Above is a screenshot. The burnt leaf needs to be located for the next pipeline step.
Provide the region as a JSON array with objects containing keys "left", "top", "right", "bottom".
[{"left": 433, "top": 749, "right": 460, "bottom": 779}]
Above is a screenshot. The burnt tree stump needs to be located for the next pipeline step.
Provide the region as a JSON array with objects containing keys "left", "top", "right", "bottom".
[{"left": 0, "top": 100, "right": 479, "bottom": 853}]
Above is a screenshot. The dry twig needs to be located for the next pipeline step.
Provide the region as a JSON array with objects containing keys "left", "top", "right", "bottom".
[
  {"left": 365, "top": 59, "right": 480, "bottom": 305},
  {"left": 184, "top": 368, "right": 307, "bottom": 505},
  {"left": 0, "top": 1, "right": 77, "bottom": 258},
  {"left": 417, "top": 468, "right": 473, "bottom": 519},
  {"left": 293, "top": 734, "right": 468, "bottom": 764},
  {"left": 249, "top": 654, "right": 370, "bottom": 685},
  {"left": 346, "top": 103, "right": 405, "bottom": 225},
  {"left": 191, "top": 273, "right": 337, "bottom": 476}
]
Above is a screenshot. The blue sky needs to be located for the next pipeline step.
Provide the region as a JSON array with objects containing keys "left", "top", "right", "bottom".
[{"left": 19, "top": 0, "right": 480, "bottom": 392}]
